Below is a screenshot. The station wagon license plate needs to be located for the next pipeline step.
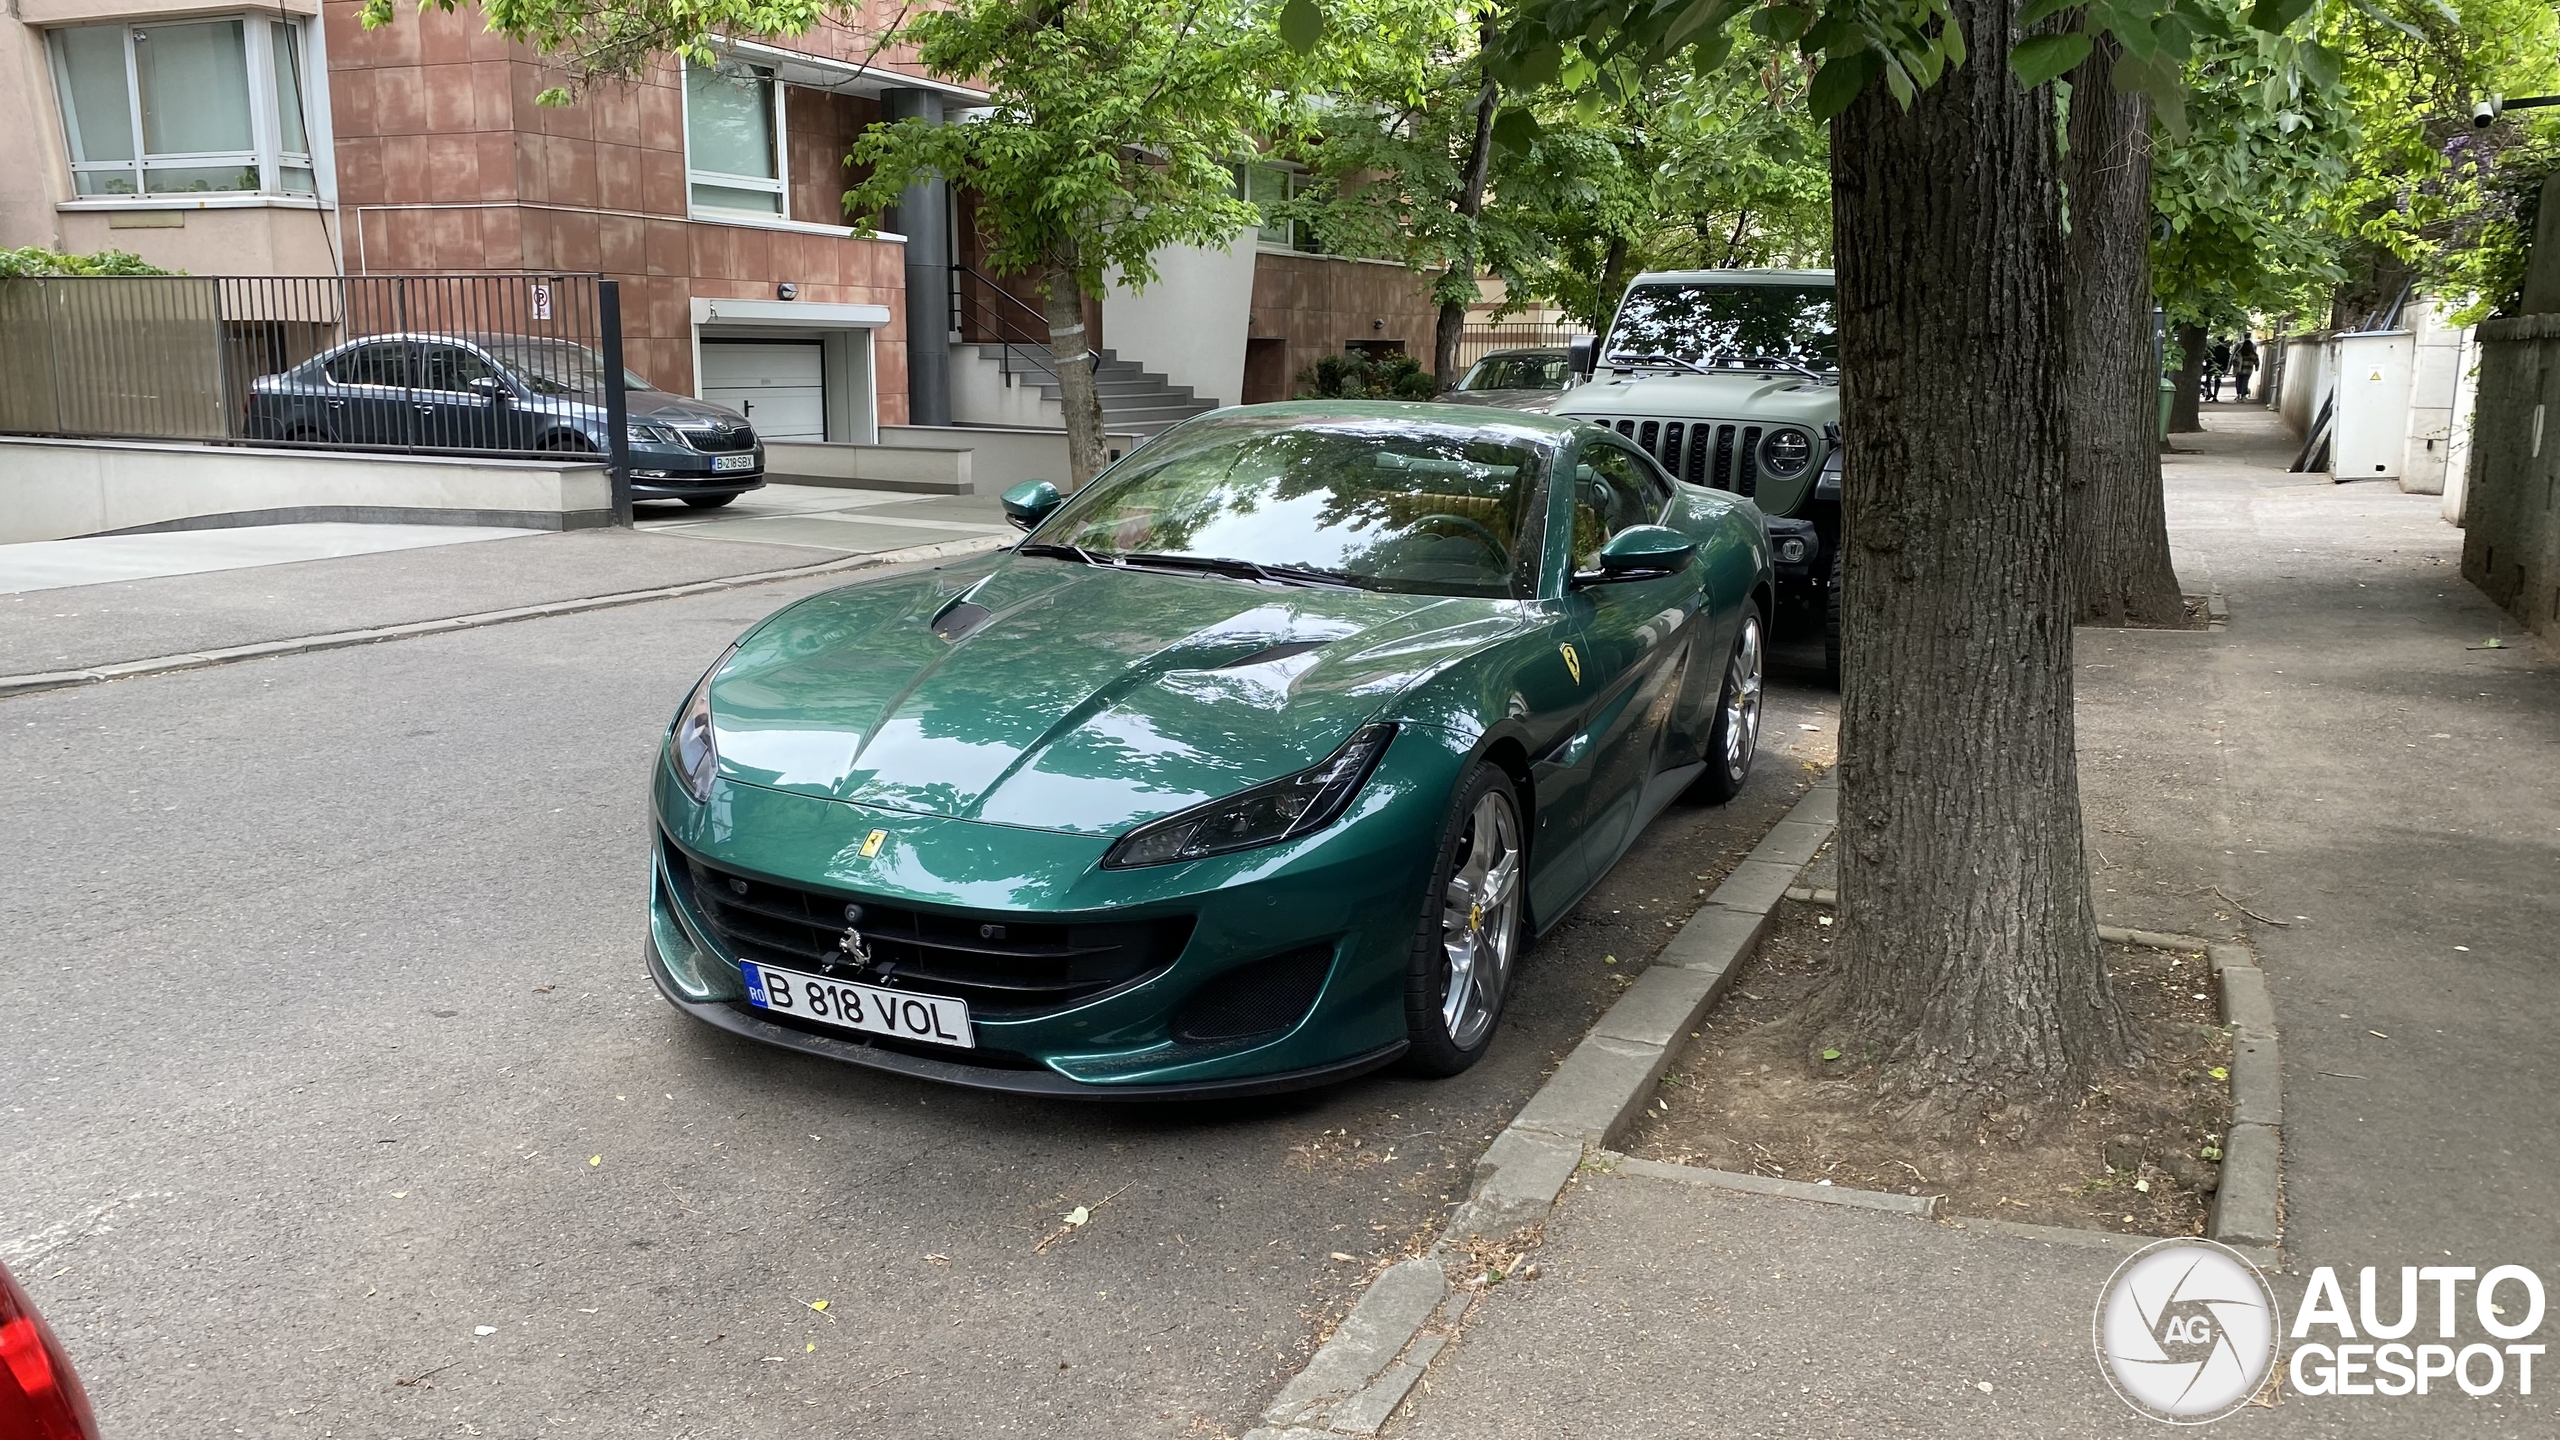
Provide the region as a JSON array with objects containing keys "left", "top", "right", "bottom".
[
  {"left": 711, "top": 453, "right": 757, "bottom": 473},
  {"left": 741, "top": 961, "right": 974, "bottom": 1049}
]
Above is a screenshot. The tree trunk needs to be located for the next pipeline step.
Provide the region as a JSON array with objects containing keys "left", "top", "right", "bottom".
[
  {"left": 1829, "top": 0, "right": 2132, "bottom": 1113},
  {"left": 1042, "top": 256, "right": 1109, "bottom": 486},
  {"left": 1593, "top": 233, "right": 1630, "bottom": 335},
  {"left": 2167, "top": 322, "right": 2205, "bottom": 434},
  {"left": 1434, "top": 23, "right": 1500, "bottom": 390},
  {"left": 2063, "top": 39, "right": 2186, "bottom": 627}
]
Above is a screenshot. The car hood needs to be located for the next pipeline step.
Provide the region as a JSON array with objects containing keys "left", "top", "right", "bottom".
[
  {"left": 1438, "top": 390, "right": 1566, "bottom": 412},
  {"left": 629, "top": 392, "right": 750, "bottom": 427},
  {"left": 706, "top": 555, "right": 1523, "bottom": 835},
  {"left": 1555, "top": 371, "right": 1838, "bottom": 425}
]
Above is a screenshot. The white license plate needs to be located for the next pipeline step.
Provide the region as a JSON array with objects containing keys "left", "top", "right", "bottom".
[
  {"left": 711, "top": 453, "right": 756, "bottom": 473},
  {"left": 741, "top": 961, "right": 973, "bottom": 1049}
]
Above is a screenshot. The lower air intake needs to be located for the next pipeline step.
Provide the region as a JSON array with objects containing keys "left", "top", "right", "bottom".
[{"left": 1168, "top": 945, "right": 1334, "bottom": 1043}]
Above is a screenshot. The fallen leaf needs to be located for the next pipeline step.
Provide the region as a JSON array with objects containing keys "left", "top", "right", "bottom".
[
  {"left": 1820, "top": 1048, "right": 1842, "bottom": 1061},
  {"left": 1065, "top": 1206, "right": 1090, "bottom": 1227},
  {"left": 1602, "top": 954, "right": 1618, "bottom": 965},
  {"left": 1976, "top": 1381, "right": 1994, "bottom": 1393},
  {"left": 1330, "top": 1252, "right": 1357, "bottom": 1263},
  {"left": 391, "top": 1192, "right": 407, "bottom": 1199},
  {"left": 805, "top": 1342, "right": 816, "bottom": 1353},
  {"left": 474, "top": 1326, "right": 498, "bottom": 1336},
  {"left": 924, "top": 1254, "right": 950, "bottom": 1264},
  {"left": 2134, "top": 1179, "right": 2152, "bottom": 1193},
  {"left": 588, "top": 1156, "right": 601, "bottom": 1167},
  {"left": 2209, "top": 1066, "right": 2229, "bottom": 1081},
  {"left": 808, "top": 1300, "right": 830, "bottom": 1312}
]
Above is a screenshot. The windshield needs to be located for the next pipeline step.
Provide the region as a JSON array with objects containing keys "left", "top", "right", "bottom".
[
  {"left": 481, "top": 338, "right": 657, "bottom": 396},
  {"left": 1459, "top": 352, "right": 1570, "bottom": 392},
  {"left": 1606, "top": 282, "right": 1836, "bottom": 372},
  {"left": 1031, "top": 416, "right": 1549, "bottom": 597}
]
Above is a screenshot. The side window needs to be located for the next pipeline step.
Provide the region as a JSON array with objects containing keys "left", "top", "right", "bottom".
[
  {"left": 417, "top": 344, "right": 496, "bottom": 394},
  {"left": 327, "top": 341, "right": 411, "bottom": 388},
  {"left": 1570, "top": 445, "right": 1670, "bottom": 569}
]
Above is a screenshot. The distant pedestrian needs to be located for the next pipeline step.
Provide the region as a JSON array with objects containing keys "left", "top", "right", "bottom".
[
  {"left": 2206, "top": 337, "right": 2233, "bottom": 402},
  {"left": 2232, "top": 337, "right": 2259, "bottom": 401}
]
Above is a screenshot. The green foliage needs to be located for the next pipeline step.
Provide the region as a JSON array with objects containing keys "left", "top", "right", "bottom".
[
  {"left": 839, "top": 0, "right": 1287, "bottom": 299},
  {"left": 1485, "top": 36, "right": 1831, "bottom": 330},
  {"left": 1295, "top": 349, "right": 1439, "bottom": 398},
  {"left": 0, "top": 247, "right": 174, "bottom": 277}
]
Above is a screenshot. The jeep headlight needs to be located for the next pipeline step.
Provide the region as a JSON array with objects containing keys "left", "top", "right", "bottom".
[
  {"left": 1104, "top": 724, "right": 1396, "bottom": 868},
  {"left": 1760, "top": 427, "right": 1814, "bottom": 478},
  {"left": 669, "top": 643, "right": 738, "bottom": 804}
]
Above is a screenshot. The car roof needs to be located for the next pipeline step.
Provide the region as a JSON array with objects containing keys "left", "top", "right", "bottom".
[
  {"left": 1212, "top": 399, "right": 1596, "bottom": 441},
  {"left": 1625, "top": 268, "right": 1835, "bottom": 286},
  {"left": 1470, "top": 348, "right": 1571, "bottom": 360}
]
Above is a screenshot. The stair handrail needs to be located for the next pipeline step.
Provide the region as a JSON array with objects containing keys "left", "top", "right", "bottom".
[{"left": 949, "top": 261, "right": 1099, "bottom": 389}]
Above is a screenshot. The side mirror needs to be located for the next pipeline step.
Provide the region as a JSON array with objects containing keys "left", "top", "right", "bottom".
[
  {"left": 467, "top": 375, "right": 510, "bottom": 403},
  {"left": 1567, "top": 334, "right": 1598, "bottom": 382},
  {"left": 1581, "top": 525, "right": 1697, "bottom": 584},
  {"left": 1001, "top": 479, "right": 1063, "bottom": 531}
]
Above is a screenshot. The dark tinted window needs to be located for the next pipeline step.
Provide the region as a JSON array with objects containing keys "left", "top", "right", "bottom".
[
  {"left": 326, "top": 341, "right": 412, "bottom": 387},
  {"left": 1607, "top": 282, "right": 1836, "bottom": 372},
  {"left": 417, "top": 343, "right": 499, "bottom": 394}
]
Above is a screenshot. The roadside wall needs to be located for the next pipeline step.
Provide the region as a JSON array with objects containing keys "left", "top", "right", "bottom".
[
  {"left": 1248, "top": 253, "right": 1440, "bottom": 399},
  {"left": 0, "top": 437, "right": 611, "bottom": 542},
  {"left": 2457, "top": 171, "right": 2560, "bottom": 639}
]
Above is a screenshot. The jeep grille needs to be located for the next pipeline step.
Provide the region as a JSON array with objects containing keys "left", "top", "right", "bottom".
[{"left": 1605, "top": 418, "right": 1764, "bottom": 498}]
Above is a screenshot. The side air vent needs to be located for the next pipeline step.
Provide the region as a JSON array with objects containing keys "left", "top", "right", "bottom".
[
  {"left": 930, "top": 600, "right": 994, "bottom": 642},
  {"left": 1168, "top": 945, "right": 1334, "bottom": 1042}
]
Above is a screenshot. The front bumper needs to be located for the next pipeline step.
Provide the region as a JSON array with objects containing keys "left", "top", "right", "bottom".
[
  {"left": 646, "top": 731, "right": 1467, "bottom": 1096},
  {"left": 628, "top": 442, "right": 766, "bottom": 499},
  {"left": 1765, "top": 516, "right": 1822, "bottom": 589}
]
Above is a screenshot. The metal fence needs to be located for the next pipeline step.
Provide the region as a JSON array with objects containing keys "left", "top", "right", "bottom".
[
  {"left": 1457, "top": 322, "right": 1589, "bottom": 369},
  {"left": 0, "top": 272, "right": 629, "bottom": 466}
]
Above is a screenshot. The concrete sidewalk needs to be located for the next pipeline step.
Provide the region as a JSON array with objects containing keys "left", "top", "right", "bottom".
[
  {"left": 1373, "top": 406, "right": 2560, "bottom": 1438},
  {"left": 0, "top": 483, "right": 1010, "bottom": 676}
]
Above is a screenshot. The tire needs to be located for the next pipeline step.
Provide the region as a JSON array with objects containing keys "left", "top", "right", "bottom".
[
  {"left": 683, "top": 494, "right": 738, "bottom": 509},
  {"left": 1400, "top": 763, "right": 1526, "bottom": 1077},
  {"left": 539, "top": 433, "right": 596, "bottom": 454},
  {"left": 1823, "top": 549, "right": 1842, "bottom": 690},
  {"left": 1690, "top": 608, "right": 1765, "bottom": 805}
]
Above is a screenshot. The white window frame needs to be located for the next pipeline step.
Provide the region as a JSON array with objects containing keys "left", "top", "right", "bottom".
[
  {"left": 1236, "top": 161, "right": 1323, "bottom": 255},
  {"left": 681, "top": 58, "right": 789, "bottom": 221},
  {"left": 46, "top": 15, "right": 318, "bottom": 200}
]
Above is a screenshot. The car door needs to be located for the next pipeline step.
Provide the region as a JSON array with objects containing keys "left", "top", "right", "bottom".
[
  {"left": 320, "top": 340, "right": 419, "bottom": 446},
  {"left": 411, "top": 341, "right": 510, "bottom": 451},
  {"left": 1525, "top": 440, "right": 1704, "bottom": 911}
]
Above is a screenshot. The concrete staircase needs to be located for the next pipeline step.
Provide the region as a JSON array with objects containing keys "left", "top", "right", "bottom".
[{"left": 951, "top": 344, "right": 1219, "bottom": 436}]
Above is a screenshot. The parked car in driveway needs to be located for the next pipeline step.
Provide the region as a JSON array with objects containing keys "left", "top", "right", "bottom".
[
  {"left": 245, "top": 334, "right": 767, "bottom": 508},
  {"left": 646, "top": 401, "right": 1772, "bottom": 1098},
  {"left": 1440, "top": 348, "right": 1576, "bottom": 411},
  {"left": 0, "top": 1258, "right": 101, "bottom": 1440}
]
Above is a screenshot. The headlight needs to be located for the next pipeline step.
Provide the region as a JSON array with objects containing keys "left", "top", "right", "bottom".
[
  {"left": 670, "top": 644, "right": 737, "bottom": 804},
  {"left": 1759, "top": 427, "right": 1814, "bottom": 478},
  {"left": 627, "top": 420, "right": 676, "bottom": 445},
  {"left": 1103, "top": 724, "right": 1396, "bottom": 869}
]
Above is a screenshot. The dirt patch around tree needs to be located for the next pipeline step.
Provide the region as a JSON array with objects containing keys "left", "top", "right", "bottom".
[{"left": 1622, "top": 902, "right": 2234, "bottom": 1237}]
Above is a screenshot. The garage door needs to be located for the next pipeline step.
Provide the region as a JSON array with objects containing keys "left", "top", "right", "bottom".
[{"left": 700, "top": 341, "right": 827, "bottom": 442}]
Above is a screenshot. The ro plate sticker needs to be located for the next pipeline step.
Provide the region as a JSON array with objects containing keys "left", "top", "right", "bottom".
[{"left": 742, "top": 961, "right": 773, "bottom": 1008}]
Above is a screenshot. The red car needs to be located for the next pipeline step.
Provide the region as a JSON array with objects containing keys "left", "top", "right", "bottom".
[{"left": 0, "top": 1260, "right": 99, "bottom": 1440}]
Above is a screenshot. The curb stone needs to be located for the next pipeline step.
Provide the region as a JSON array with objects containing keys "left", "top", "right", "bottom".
[
  {"left": 0, "top": 533, "right": 1007, "bottom": 700},
  {"left": 1245, "top": 767, "right": 1838, "bottom": 1440}
]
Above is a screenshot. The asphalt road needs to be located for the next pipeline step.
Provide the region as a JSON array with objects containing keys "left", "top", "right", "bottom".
[{"left": 1, "top": 559, "right": 1833, "bottom": 1439}]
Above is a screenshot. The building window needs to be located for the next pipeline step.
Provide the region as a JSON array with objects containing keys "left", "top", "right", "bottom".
[
  {"left": 1236, "top": 162, "right": 1322, "bottom": 254},
  {"left": 685, "top": 60, "right": 786, "bottom": 217},
  {"left": 48, "top": 17, "right": 317, "bottom": 198}
]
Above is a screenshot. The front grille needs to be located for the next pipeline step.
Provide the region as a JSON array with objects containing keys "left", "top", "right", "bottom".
[
  {"left": 668, "top": 841, "right": 1192, "bottom": 1017},
  {"left": 675, "top": 421, "right": 757, "bottom": 453},
  {"left": 1609, "top": 417, "right": 1767, "bottom": 495}
]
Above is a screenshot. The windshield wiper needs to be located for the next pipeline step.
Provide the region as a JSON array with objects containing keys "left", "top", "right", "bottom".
[
  {"left": 1605, "top": 350, "right": 1710, "bottom": 375},
  {"left": 1118, "top": 552, "right": 1368, "bottom": 590},
  {"left": 1016, "top": 541, "right": 1118, "bottom": 567},
  {"left": 1731, "top": 354, "right": 1835, "bottom": 384}
]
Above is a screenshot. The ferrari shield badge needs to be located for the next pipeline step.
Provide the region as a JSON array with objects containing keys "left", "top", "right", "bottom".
[
  {"left": 860, "top": 828, "right": 887, "bottom": 858},
  {"left": 1560, "top": 643, "right": 1582, "bottom": 684}
]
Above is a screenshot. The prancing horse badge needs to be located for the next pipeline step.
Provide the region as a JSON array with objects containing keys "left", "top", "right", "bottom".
[
  {"left": 860, "top": 828, "right": 887, "bottom": 858},
  {"left": 1560, "top": 643, "right": 1582, "bottom": 684}
]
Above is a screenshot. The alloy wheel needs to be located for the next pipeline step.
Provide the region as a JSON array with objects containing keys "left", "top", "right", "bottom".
[
  {"left": 1724, "top": 614, "right": 1764, "bottom": 782},
  {"left": 1438, "top": 790, "right": 1522, "bottom": 1050}
]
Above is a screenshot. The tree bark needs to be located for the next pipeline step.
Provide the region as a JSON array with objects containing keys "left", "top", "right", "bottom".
[
  {"left": 2166, "top": 322, "right": 2205, "bottom": 434},
  {"left": 1042, "top": 253, "right": 1109, "bottom": 486},
  {"left": 2063, "top": 40, "right": 2186, "bottom": 627},
  {"left": 1592, "top": 233, "right": 1630, "bottom": 335},
  {"left": 1433, "top": 19, "right": 1500, "bottom": 390},
  {"left": 1829, "top": 0, "right": 2132, "bottom": 1114}
]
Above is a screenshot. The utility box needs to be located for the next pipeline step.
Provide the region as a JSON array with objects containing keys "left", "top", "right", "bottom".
[{"left": 2330, "top": 330, "right": 2414, "bottom": 480}]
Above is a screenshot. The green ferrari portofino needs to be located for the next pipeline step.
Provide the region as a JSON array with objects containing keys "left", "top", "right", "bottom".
[{"left": 648, "top": 401, "right": 1772, "bottom": 1097}]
